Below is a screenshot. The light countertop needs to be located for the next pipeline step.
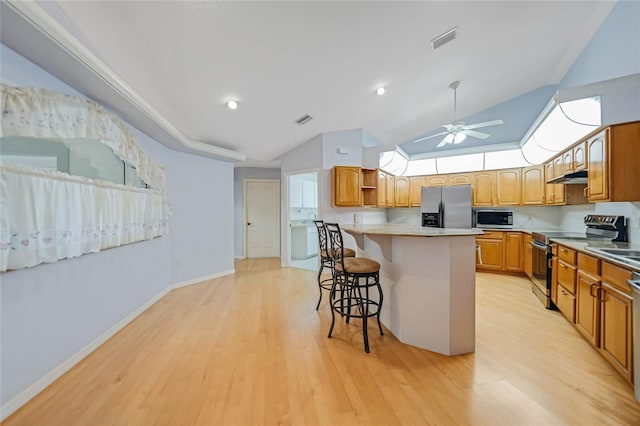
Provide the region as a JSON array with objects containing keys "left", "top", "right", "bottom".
[
  {"left": 341, "top": 223, "right": 484, "bottom": 237},
  {"left": 549, "top": 238, "right": 640, "bottom": 271}
]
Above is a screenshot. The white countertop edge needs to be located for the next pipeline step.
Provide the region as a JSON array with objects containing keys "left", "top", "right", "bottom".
[{"left": 340, "top": 223, "right": 484, "bottom": 237}]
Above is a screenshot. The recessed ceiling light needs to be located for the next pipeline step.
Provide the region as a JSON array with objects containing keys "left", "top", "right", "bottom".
[
  {"left": 226, "top": 100, "right": 239, "bottom": 110},
  {"left": 375, "top": 86, "right": 386, "bottom": 95}
]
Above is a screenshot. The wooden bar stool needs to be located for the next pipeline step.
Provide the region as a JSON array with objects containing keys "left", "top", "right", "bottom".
[
  {"left": 324, "top": 223, "right": 384, "bottom": 353},
  {"left": 313, "top": 220, "right": 355, "bottom": 310}
]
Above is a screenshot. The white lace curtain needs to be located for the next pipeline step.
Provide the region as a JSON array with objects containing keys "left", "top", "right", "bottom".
[{"left": 0, "top": 84, "right": 170, "bottom": 272}]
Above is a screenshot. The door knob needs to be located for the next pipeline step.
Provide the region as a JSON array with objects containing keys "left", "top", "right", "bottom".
[{"left": 247, "top": 222, "right": 252, "bottom": 226}]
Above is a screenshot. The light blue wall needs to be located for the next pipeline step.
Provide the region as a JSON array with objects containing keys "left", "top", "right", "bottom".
[
  {"left": 559, "top": 1, "right": 640, "bottom": 89},
  {"left": 0, "top": 44, "right": 235, "bottom": 409}
]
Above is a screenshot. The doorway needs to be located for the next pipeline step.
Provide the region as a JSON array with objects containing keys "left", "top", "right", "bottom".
[
  {"left": 244, "top": 179, "right": 280, "bottom": 258},
  {"left": 287, "top": 171, "right": 319, "bottom": 270}
]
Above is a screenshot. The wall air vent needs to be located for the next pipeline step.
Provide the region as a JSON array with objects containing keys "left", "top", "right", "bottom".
[
  {"left": 295, "top": 114, "right": 313, "bottom": 125},
  {"left": 430, "top": 27, "right": 458, "bottom": 50}
]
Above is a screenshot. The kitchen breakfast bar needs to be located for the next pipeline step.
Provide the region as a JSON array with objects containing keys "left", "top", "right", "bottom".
[{"left": 340, "top": 224, "right": 484, "bottom": 356}]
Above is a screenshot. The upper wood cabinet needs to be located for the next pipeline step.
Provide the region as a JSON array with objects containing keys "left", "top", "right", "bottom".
[
  {"left": 496, "top": 168, "right": 521, "bottom": 205},
  {"left": 448, "top": 173, "right": 472, "bottom": 186},
  {"left": 425, "top": 175, "right": 447, "bottom": 187},
  {"left": 333, "top": 166, "right": 362, "bottom": 206},
  {"left": 361, "top": 168, "right": 378, "bottom": 207},
  {"left": 522, "top": 165, "right": 545, "bottom": 205},
  {"left": 573, "top": 141, "right": 587, "bottom": 171},
  {"left": 386, "top": 173, "right": 395, "bottom": 207},
  {"left": 394, "top": 176, "right": 410, "bottom": 207},
  {"left": 586, "top": 122, "right": 640, "bottom": 202},
  {"left": 409, "top": 176, "right": 424, "bottom": 207},
  {"left": 472, "top": 171, "right": 495, "bottom": 206},
  {"left": 377, "top": 170, "right": 388, "bottom": 208}
]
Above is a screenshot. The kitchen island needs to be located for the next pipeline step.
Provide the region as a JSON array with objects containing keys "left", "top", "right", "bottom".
[{"left": 341, "top": 224, "right": 484, "bottom": 356}]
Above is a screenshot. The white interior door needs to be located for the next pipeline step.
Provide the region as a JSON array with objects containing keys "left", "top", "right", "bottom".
[{"left": 245, "top": 179, "right": 280, "bottom": 258}]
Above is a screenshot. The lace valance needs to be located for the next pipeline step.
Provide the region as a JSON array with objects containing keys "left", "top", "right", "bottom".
[{"left": 0, "top": 84, "right": 170, "bottom": 272}]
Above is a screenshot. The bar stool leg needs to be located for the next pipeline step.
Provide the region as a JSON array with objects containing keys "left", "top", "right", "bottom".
[
  {"left": 375, "top": 274, "right": 384, "bottom": 336},
  {"left": 315, "top": 261, "right": 324, "bottom": 310}
]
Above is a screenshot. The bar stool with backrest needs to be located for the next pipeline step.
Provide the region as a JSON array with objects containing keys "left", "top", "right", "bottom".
[
  {"left": 313, "top": 220, "right": 355, "bottom": 310},
  {"left": 324, "top": 222, "right": 384, "bottom": 353}
]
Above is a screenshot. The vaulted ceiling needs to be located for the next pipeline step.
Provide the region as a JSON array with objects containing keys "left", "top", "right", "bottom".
[{"left": 1, "top": 1, "right": 617, "bottom": 166}]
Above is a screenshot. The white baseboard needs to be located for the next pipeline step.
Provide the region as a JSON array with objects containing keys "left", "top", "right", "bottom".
[
  {"left": 234, "top": 255, "right": 246, "bottom": 259},
  {"left": 0, "top": 269, "right": 236, "bottom": 422},
  {"left": 171, "top": 269, "right": 234, "bottom": 290}
]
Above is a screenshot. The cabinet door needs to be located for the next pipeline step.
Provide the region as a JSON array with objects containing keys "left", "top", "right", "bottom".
[
  {"left": 473, "top": 171, "right": 495, "bottom": 206},
  {"left": 573, "top": 141, "right": 587, "bottom": 171},
  {"left": 448, "top": 173, "right": 471, "bottom": 185},
  {"left": 557, "top": 259, "right": 577, "bottom": 294},
  {"left": 425, "top": 175, "right": 447, "bottom": 187},
  {"left": 522, "top": 165, "right": 545, "bottom": 205},
  {"left": 476, "top": 238, "right": 504, "bottom": 270},
  {"left": 587, "top": 129, "right": 609, "bottom": 201},
  {"left": 557, "top": 284, "right": 576, "bottom": 323},
  {"left": 524, "top": 234, "right": 532, "bottom": 279},
  {"left": 505, "top": 232, "right": 522, "bottom": 271},
  {"left": 377, "top": 171, "right": 387, "bottom": 207},
  {"left": 496, "top": 169, "right": 521, "bottom": 205},
  {"left": 394, "top": 176, "right": 409, "bottom": 207},
  {"left": 562, "top": 150, "right": 574, "bottom": 174},
  {"left": 599, "top": 283, "right": 633, "bottom": 383},
  {"left": 290, "top": 179, "right": 303, "bottom": 208},
  {"left": 409, "top": 176, "right": 425, "bottom": 207},
  {"left": 551, "top": 256, "right": 559, "bottom": 304},
  {"left": 575, "top": 271, "right": 600, "bottom": 347},
  {"left": 386, "top": 173, "right": 395, "bottom": 207},
  {"left": 333, "top": 166, "right": 361, "bottom": 206},
  {"left": 302, "top": 180, "right": 316, "bottom": 208}
]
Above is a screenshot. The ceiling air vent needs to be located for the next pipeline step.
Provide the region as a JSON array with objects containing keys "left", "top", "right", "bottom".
[
  {"left": 295, "top": 114, "right": 313, "bottom": 125},
  {"left": 430, "top": 26, "right": 458, "bottom": 50}
]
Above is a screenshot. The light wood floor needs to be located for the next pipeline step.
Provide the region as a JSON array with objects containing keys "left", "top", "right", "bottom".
[{"left": 5, "top": 259, "right": 640, "bottom": 425}]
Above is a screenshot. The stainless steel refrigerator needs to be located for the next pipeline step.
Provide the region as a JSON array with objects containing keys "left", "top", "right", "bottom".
[{"left": 421, "top": 184, "right": 472, "bottom": 228}]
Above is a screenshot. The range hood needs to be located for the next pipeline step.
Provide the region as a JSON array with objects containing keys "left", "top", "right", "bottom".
[{"left": 546, "top": 170, "right": 588, "bottom": 184}]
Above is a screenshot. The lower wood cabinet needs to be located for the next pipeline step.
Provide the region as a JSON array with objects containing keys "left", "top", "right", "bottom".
[
  {"left": 476, "top": 231, "right": 504, "bottom": 270},
  {"left": 476, "top": 231, "right": 524, "bottom": 273},
  {"left": 505, "top": 232, "right": 522, "bottom": 271},
  {"left": 524, "top": 234, "right": 533, "bottom": 279},
  {"left": 555, "top": 244, "right": 634, "bottom": 385},
  {"left": 575, "top": 270, "right": 600, "bottom": 347}
]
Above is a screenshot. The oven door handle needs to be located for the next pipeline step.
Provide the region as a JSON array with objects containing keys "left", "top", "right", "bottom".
[{"left": 531, "top": 240, "right": 548, "bottom": 250}]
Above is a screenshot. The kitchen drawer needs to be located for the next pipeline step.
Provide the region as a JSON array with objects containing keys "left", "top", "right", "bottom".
[
  {"left": 602, "top": 261, "right": 633, "bottom": 295},
  {"left": 558, "top": 245, "right": 577, "bottom": 265},
  {"left": 557, "top": 260, "right": 577, "bottom": 294},
  {"left": 577, "top": 253, "right": 600, "bottom": 276},
  {"left": 557, "top": 284, "right": 576, "bottom": 323},
  {"left": 479, "top": 231, "right": 505, "bottom": 240}
]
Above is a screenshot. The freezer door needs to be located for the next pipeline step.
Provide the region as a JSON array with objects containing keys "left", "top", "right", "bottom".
[
  {"left": 420, "top": 186, "right": 442, "bottom": 213},
  {"left": 441, "top": 185, "right": 472, "bottom": 228}
]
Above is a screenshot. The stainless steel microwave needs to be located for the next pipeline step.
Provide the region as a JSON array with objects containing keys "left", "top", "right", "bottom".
[{"left": 474, "top": 210, "right": 513, "bottom": 228}]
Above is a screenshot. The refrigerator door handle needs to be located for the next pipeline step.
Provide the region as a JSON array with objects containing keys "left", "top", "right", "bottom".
[{"left": 439, "top": 201, "right": 444, "bottom": 228}]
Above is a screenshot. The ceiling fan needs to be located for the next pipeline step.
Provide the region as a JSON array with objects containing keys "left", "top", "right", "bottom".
[{"left": 413, "top": 81, "right": 503, "bottom": 147}]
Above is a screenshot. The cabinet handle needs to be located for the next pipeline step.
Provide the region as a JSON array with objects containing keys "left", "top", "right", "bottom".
[
  {"left": 584, "top": 187, "right": 590, "bottom": 198},
  {"left": 548, "top": 258, "right": 553, "bottom": 269},
  {"left": 589, "top": 283, "right": 598, "bottom": 297}
]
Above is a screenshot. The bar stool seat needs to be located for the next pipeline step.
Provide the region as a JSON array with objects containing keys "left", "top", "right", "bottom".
[
  {"left": 325, "top": 222, "right": 384, "bottom": 353},
  {"left": 313, "top": 220, "right": 356, "bottom": 310}
]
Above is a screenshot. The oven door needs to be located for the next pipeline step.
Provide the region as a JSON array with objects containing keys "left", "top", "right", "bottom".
[{"left": 531, "top": 240, "right": 550, "bottom": 295}]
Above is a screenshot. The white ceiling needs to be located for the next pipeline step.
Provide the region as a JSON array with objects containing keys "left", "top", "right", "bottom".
[{"left": 2, "top": 1, "right": 616, "bottom": 166}]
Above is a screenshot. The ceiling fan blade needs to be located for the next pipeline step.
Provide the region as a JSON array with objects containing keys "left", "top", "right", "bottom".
[
  {"left": 412, "top": 131, "right": 450, "bottom": 143},
  {"left": 462, "top": 119, "right": 504, "bottom": 130},
  {"left": 436, "top": 137, "right": 450, "bottom": 148},
  {"left": 463, "top": 129, "right": 490, "bottom": 140}
]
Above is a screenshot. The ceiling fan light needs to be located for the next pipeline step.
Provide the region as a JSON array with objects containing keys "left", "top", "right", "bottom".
[
  {"left": 443, "top": 133, "right": 454, "bottom": 144},
  {"left": 453, "top": 133, "right": 467, "bottom": 144}
]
